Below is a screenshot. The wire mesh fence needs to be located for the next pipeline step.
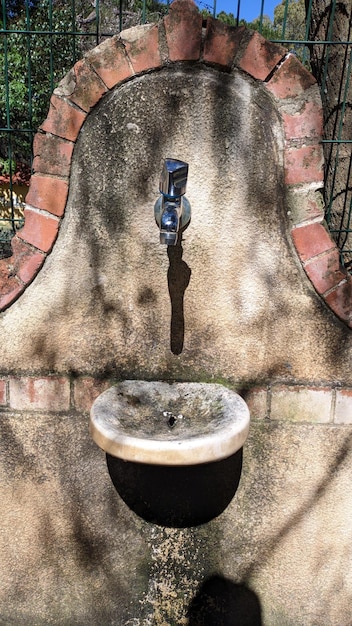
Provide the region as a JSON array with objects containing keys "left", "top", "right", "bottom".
[{"left": 1, "top": 1, "right": 351, "bottom": 267}]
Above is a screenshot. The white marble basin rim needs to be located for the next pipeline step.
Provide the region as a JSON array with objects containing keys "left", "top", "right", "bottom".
[{"left": 89, "top": 380, "right": 250, "bottom": 466}]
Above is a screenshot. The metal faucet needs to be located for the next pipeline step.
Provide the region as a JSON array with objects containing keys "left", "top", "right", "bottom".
[{"left": 154, "top": 159, "right": 191, "bottom": 245}]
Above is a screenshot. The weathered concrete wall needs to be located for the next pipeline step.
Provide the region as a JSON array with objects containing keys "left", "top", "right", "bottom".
[
  {"left": 0, "top": 63, "right": 350, "bottom": 384},
  {"left": 0, "top": 3, "right": 351, "bottom": 625},
  {"left": 1, "top": 409, "right": 351, "bottom": 625}
]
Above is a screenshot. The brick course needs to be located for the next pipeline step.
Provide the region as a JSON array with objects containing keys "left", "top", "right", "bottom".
[
  {"left": 270, "top": 385, "right": 333, "bottom": 423},
  {"left": 238, "top": 30, "right": 287, "bottom": 80},
  {"left": 84, "top": 36, "right": 133, "bottom": 89},
  {"left": 284, "top": 145, "right": 324, "bottom": 185},
  {"left": 0, "top": 375, "right": 350, "bottom": 425},
  {"left": 324, "top": 280, "right": 352, "bottom": 327},
  {"left": 120, "top": 23, "right": 162, "bottom": 74},
  {"left": 17, "top": 208, "right": 60, "bottom": 253},
  {"left": 304, "top": 249, "right": 347, "bottom": 295},
  {"left": 9, "top": 376, "right": 70, "bottom": 412},
  {"left": 32, "top": 133, "right": 74, "bottom": 178},
  {"left": 0, "top": 258, "right": 25, "bottom": 309},
  {"left": 59, "top": 59, "right": 108, "bottom": 112},
  {"left": 292, "top": 223, "right": 335, "bottom": 263},
  {"left": 242, "top": 387, "right": 268, "bottom": 420},
  {"left": 282, "top": 101, "right": 323, "bottom": 141},
  {"left": 9, "top": 237, "right": 45, "bottom": 285},
  {"left": 335, "top": 389, "right": 352, "bottom": 424},
  {"left": 25, "top": 175, "right": 69, "bottom": 218},
  {"left": 266, "top": 53, "right": 316, "bottom": 98},
  {"left": 73, "top": 377, "right": 112, "bottom": 412},
  {"left": 0, "top": 379, "right": 7, "bottom": 405},
  {"left": 203, "top": 19, "right": 244, "bottom": 68},
  {"left": 164, "top": 0, "right": 202, "bottom": 62},
  {"left": 40, "top": 95, "right": 87, "bottom": 142}
]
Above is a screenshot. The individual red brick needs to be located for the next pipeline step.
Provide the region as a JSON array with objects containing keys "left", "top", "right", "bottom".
[
  {"left": 56, "top": 59, "right": 108, "bottom": 112},
  {"left": 85, "top": 36, "right": 133, "bottom": 89},
  {"left": 17, "top": 207, "right": 60, "bottom": 253},
  {"left": 73, "top": 377, "right": 112, "bottom": 412},
  {"left": 122, "top": 23, "right": 162, "bottom": 74},
  {"left": 164, "top": 0, "right": 202, "bottom": 62},
  {"left": 304, "top": 248, "right": 346, "bottom": 295},
  {"left": 324, "top": 278, "right": 352, "bottom": 326},
  {"left": 286, "top": 188, "right": 325, "bottom": 226},
  {"left": 242, "top": 387, "right": 268, "bottom": 419},
  {"left": 9, "top": 376, "right": 71, "bottom": 412},
  {"left": 32, "top": 133, "right": 74, "bottom": 178},
  {"left": 270, "top": 385, "right": 332, "bottom": 422},
  {"left": 266, "top": 53, "right": 316, "bottom": 98},
  {"left": 238, "top": 30, "right": 287, "bottom": 80},
  {"left": 0, "top": 256, "right": 27, "bottom": 310},
  {"left": 292, "top": 222, "right": 335, "bottom": 262},
  {"left": 0, "top": 258, "right": 10, "bottom": 279},
  {"left": 40, "top": 94, "right": 87, "bottom": 142},
  {"left": 25, "top": 174, "right": 69, "bottom": 217},
  {"left": 0, "top": 379, "right": 7, "bottom": 405},
  {"left": 0, "top": 275, "right": 25, "bottom": 310},
  {"left": 285, "top": 145, "right": 324, "bottom": 185},
  {"left": 282, "top": 101, "right": 323, "bottom": 141},
  {"left": 334, "top": 388, "right": 352, "bottom": 424},
  {"left": 203, "top": 18, "right": 245, "bottom": 68},
  {"left": 9, "top": 236, "right": 45, "bottom": 284},
  {"left": 305, "top": 196, "right": 325, "bottom": 222}
]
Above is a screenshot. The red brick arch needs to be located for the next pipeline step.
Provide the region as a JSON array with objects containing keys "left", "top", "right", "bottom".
[{"left": 0, "top": 0, "right": 350, "bottom": 327}]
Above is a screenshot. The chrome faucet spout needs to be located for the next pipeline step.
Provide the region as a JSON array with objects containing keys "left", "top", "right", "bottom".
[
  {"left": 154, "top": 159, "right": 191, "bottom": 245},
  {"left": 160, "top": 199, "right": 181, "bottom": 245}
]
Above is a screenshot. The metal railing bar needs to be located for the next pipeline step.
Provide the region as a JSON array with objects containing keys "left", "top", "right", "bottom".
[
  {"left": 320, "top": 0, "right": 337, "bottom": 98},
  {"left": 271, "top": 39, "right": 352, "bottom": 45},
  {"left": 2, "top": 31, "right": 352, "bottom": 45},
  {"left": 0, "top": 128, "right": 36, "bottom": 133},
  {"left": 325, "top": 43, "right": 352, "bottom": 226}
]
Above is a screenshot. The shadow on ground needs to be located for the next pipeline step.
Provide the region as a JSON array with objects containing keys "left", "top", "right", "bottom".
[{"left": 187, "top": 574, "right": 262, "bottom": 625}]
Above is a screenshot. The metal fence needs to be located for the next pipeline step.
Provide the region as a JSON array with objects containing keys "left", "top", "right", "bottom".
[{"left": 1, "top": 0, "right": 351, "bottom": 267}]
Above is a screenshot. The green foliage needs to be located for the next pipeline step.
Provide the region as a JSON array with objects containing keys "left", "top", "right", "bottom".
[
  {"left": 216, "top": 11, "right": 237, "bottom": 25},
  {"left": 273, "top": 0, "right": 309, "bottom": 62},
  {"left": 0, "top": 0, "right": 310, "bottom": 170},
  {"left": 0, "top": 0, "right": 171, "bottom": 167},
  {"left": 1, "top": 0, "right": 82, "bottom": 164},
  {"left": 274, "top": 0, "right": 306, "bottom": 38},
  {"left": 247, "top": 15, "right": 279, "bottom": 40},
  {"left": 0, "top": 157, "right": 16, "bottom": 176},
  {"left": 199, "top": 8, "right": 211, "bottom": 19}
]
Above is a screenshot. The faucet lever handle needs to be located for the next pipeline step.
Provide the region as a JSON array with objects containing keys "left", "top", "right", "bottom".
[{"left": 160, "top": 159, "right": 188, "bottom": 198}]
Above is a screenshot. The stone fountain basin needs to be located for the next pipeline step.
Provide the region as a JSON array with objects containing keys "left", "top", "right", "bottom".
[{"left": 90, "top": 381, "right": 250, "bottom": 466}]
